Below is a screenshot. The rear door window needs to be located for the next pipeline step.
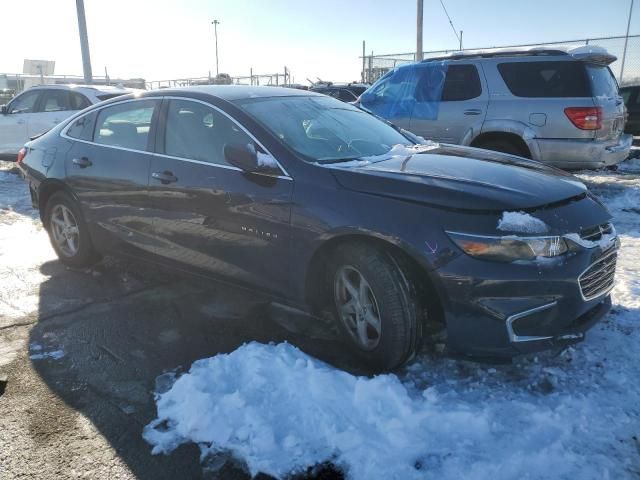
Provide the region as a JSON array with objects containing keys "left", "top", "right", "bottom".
[
  {"left": 586, "top": 65, "right": 618, "bottom": 99},
  {"left": 497, "top": 61, "right": 590, "bottom": 97},
  {"left": 39, "top": 90, "right": 73, "bottom": 112},
  {"left": 94, "top": 100, "right": 157, "bottom": 151},
  {"left": 440, "top": 64, "right": 482, "bottom": 101}
]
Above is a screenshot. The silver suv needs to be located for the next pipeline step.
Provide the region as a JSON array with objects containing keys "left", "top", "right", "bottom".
[{"left": 358, "top": 47, "right": 632, "bottom": 169}]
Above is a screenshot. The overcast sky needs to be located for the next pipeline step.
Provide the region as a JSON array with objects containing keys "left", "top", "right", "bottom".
[{"left": 1, "top": 0, "right": 638, "bottom": 84}]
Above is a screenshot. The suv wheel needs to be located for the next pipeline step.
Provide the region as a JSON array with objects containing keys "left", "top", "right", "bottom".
[
  {"left": 327, "top": 243, "right": 421, "bottom": 371},
  {"left": 477, "top": 138, "right": 528, "bottom": 158},
  {"left": 44, "top": 191, "right": 100, "bottom": 268}
]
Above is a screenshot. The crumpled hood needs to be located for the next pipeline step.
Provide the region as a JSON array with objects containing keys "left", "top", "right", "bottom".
[{"left": 328, "top": 144, "right": 587, "bottom": 211}]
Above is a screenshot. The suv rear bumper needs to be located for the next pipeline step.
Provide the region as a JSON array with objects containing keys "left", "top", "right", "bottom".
[{"left": 535, "top": 133, "right": 632, "bottom": 169}]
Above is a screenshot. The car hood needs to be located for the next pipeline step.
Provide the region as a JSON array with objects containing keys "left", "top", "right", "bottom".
[{"left": 328, "top": 144, "right": 588, "bottom": 211}]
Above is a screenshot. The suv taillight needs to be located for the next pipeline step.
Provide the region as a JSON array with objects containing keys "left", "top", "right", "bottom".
[
  {"left": 16, "top": 147, "right": 27, "bottom": 164},
  {"left": 564, "top": 107, "right": 602, "bottom": 130}
]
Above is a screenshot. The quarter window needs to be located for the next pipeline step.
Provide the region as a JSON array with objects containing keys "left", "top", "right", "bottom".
[
  {"left": 66, "top": 112, "right": 97, "bottom": 141},
  {"left": 69, "top": 92, "right": 91, "bottom": 110},
  {"left": 94, "top": 100, "right": 156, "bottom": 151},
  {"left": 497, "top": 61, "right": 590, "bottom": 98},
  {"left": 8, "top": 91, "right": 40, "bottom": 114},
  {"left": 164, "top": 99, "right": 253, "bottom": 166}
]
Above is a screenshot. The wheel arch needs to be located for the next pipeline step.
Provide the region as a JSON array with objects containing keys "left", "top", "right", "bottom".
[
  {"left": 38, "top": 179, "right": 80, "bottom": 225},
  {"left": 304, "top": 233, "right": 446, "bottom": 329},
  {"left": 471, "top": 120, "right": 541, "bottom": 159}
]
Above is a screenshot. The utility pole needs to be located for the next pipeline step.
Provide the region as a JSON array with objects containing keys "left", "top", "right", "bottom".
[
  {"left": 459, "top": 30, "right": 463, "bottom": 51},
  {"left": 416, "top": 0, "right": 424, "bottom": 61},
  {"left": 620, "top": 0, "right": 634, "bottom": 81},
  {"left": 76, "top": 0, "right": 93, "bottom": 84},
  {"left": 211, "top": 19, "right": 220, "bottom": 76},
  {"left": 362, "top": 40, "right": 366, "bottom": 83}
]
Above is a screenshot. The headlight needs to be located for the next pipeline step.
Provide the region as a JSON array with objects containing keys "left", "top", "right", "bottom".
[{"left": 447, "top": 232, "right": 568, "bottom": 262}]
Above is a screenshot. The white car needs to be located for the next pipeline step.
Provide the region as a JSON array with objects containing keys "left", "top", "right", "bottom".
[{"left": 0, "top": 84, "right": 142, "bottom": 160}]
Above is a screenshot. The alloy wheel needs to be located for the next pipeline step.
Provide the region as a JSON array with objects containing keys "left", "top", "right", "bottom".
[
  {"left": 50, "top": 204, "right": 80, "bottom": 257},
  {"left": 334, "top": 265, "right": 382, "bottom": 350}
]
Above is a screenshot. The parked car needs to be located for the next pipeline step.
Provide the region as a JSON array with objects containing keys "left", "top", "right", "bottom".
[
  {"left": 311, "top": 82, "right": 369, "bottom": 102},
  {"left": 0, "top": 84, "right": 142, "bottom": 160},
  {"left": 620, "top": 84, "right": 640, "bottom": 137},
  {"left": 358, "top": 47, "right": 632, "bottom": 170},
  {"left": 17, "top": 86, "right": 618, "bottom": 371}
]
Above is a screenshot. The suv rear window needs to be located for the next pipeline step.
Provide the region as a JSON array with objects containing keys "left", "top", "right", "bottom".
[
  {"left": 586, "top": 65, "right": 618, "bottom": 98},
  {"left": 498, "top": 61, "right": 590, "bottom": 97}
]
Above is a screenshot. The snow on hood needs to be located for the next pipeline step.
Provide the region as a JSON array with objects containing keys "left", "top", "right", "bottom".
[
  {"left": 497, "top": 211, "right": 549, "bottom": 234},
  {"left": 361, "top": 142, "right": 440, "bottom": 162}
]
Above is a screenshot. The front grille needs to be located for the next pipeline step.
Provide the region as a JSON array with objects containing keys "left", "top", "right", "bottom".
[
  {"left": 578, "top": 248, "right": 617, "bottom": 300},
  {"left": 580, "top": 222, "right": 613, "bottom": 242}
]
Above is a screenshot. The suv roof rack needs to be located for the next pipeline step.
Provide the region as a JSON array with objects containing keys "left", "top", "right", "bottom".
[
  {"left": 421, "top": 45, "right": 616, "bottom": 65},
  {"left": 422, "top": 48, "right": 569, "bottom": 62}
]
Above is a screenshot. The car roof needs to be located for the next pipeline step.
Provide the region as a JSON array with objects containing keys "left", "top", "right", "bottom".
[
  {"left": 142, "top": 85, "right": 324, "bottom": 101},
  {"left": 28, "top": 84, "right": 142, "bottom": 94}
]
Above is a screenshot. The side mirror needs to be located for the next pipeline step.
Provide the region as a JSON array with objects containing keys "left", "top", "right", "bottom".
[
  {"left": 224, "top": 143, "right": 259, "bottom": 172},
  {"left": 0, "top": 105, "right": 7, "bottom": 115}
]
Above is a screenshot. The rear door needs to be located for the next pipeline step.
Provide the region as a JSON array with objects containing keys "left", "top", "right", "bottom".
[
  {"left": 63, "top": 98, "right": 160, "bottom": 254},
  {"left": 0, "top": 90, "right": 41, "bottom": 155},
  {"left": 586, "top": 64, "right": 626, "bottom": 141},
  {"left": 148, "top": 97, "right": 293, "bottom": 295},
  {"left": 409, "top": 63, "right": 487, "bottom": 143}
]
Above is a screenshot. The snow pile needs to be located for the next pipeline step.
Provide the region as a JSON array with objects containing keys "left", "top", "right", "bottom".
[
  {"left": 360, "top": 143, "right": 440, "bottom": 163},
  {"left": 497, "top": 211, "right": 549, "bottom": 234}
]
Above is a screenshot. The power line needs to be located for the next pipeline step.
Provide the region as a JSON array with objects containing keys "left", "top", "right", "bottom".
[{"left": 438, "top": 0, "right": 462, "bottom": 48}]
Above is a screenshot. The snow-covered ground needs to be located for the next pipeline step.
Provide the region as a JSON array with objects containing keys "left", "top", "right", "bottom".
[{"left": 144, "top": 159, "right": 640, "bottom": 479}]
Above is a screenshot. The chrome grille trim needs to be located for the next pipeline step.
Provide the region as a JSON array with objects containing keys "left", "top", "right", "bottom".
[{"left": 578, "top": 248, "right": 618, "bottom": 301}]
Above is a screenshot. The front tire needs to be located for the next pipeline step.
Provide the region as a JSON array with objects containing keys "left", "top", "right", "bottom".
[
  {"left": 476, "top": 139, "right": 528, "bottom": 158},
  {"left": 327, "top": 243, "right": 421, "bottom": 371},
  {"left": 44, "top": 191, "right": 100, "bottom": 268}
]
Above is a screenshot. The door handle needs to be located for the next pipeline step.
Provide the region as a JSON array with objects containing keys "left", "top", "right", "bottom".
[
  {"left": 152, "top": 171, "right": 178, "bottom": 184},
  {"left": 72, "top": 157, "right": 92, "bottom": 168},
  {"left": 464, "top": 109, "right": 482, "bottom": 116}
]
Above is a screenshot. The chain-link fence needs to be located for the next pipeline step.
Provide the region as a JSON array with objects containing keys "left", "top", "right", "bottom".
[{"left": 363, "top": 35, "right": 640, "bottom": 85}]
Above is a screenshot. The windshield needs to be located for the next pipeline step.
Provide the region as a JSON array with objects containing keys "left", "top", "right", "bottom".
[{"left": 233, "top": 95, "right": 413, "bottom": 163}]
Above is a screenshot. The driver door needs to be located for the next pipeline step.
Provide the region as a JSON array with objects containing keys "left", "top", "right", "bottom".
[
  {"left": 148, "top": 98, "right": 294, "bottom": 296},
  {"left": 0, "top": 90, "right": 42, "bottom": 156}
]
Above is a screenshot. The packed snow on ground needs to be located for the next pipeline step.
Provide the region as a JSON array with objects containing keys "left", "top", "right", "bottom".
[
  {"left": 497, "top": 211, "right": 549, "bottom": 234},
  {"left": 0, "top": 164, "right": 56, "bottom": 322},
  {"left": 144, "top": 160, "right": 640, "bottom": 479}
]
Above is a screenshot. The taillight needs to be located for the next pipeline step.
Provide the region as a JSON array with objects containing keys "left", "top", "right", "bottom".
[
  {"left": 564, "top": 107, "right": 602, "bottom": 130},
  {"left": 16, "top": 147, "right": 27, "bottom": 164}
]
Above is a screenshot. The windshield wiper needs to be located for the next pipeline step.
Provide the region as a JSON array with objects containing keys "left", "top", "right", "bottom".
[{"left": 316, "top": 156, "right": 365, "bottom": 165}]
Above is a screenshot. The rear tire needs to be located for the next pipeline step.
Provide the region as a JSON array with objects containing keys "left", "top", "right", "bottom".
[
  {"left": 476, "top": 138, "right": 528, "bottom": 158},
  {"left": 326, "top": 243, "right": 421, "bottom": 371},
  {"left": 44, "top": 191, "right": 100, "bottom": 268}
]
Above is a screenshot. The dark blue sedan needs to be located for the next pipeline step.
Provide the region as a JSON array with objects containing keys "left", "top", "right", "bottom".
[{"left": 16, "top": 86, "right": 618, "bottom": 371}]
